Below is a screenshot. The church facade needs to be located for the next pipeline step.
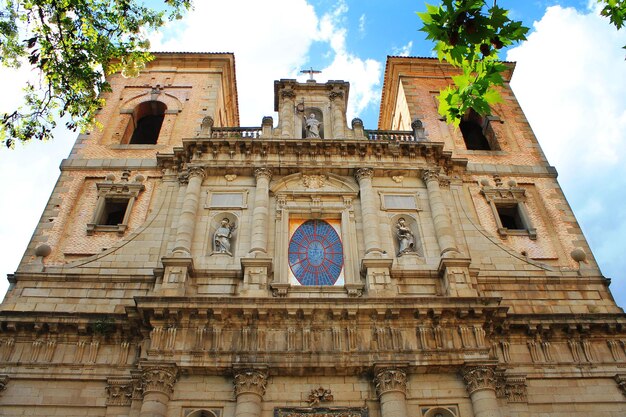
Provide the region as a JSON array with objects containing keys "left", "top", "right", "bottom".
[{"left": 1, "top": 52, "right": 625, "bottom": 417}]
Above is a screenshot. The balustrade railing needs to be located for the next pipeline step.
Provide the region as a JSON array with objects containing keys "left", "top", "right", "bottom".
[
  {"left": 365, "top": 130, "right": 416, "bottom": 141},
  {"left": 207, "top": 127, "right": 418, "bottom": 141},
  {"left": 211, "top": 127, "right": 262, "bottom": 138}
]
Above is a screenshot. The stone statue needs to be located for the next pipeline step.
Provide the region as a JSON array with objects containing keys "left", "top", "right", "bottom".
[
  {"left": 213, "top": 218, "right": 236, "bottom": 255},
  {"left": 396, "top": 218, "right": 416, "bottom": 256},
  {"left": 304, "top": 113, "right": 321, "bottom": 138}
]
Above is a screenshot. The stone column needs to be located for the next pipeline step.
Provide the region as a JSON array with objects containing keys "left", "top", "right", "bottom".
[
  {"left": 280, "top": 90, "right": 295, "bottom": 138},
  {"left": 330, "top": 91, "right": 345, "bottom": 138},
  {"left": 422, "top": 169, "right": 458, "bottom": 257},
  {"left": 374, "top": 368, "right": 408, "bottom": 417},
  {"left": 355, "top": 168, "right": 383, "bottom": 254},
  {"left": 461, "top": 366, "right": 502, "bottom": 417},
  {"left": 356, "top": 168, "right": 392, "bottom": 292},
  {"left": 173, "top": 166, "right": 206, "bottom": 255},
  {"left": 249, "top": 168, "right": 272, "bottom": 255},
  {"left": 233, "top": 369, "right": 268, "bottom": 417},
  {"left": 139, "top": 365, "right": 178, "bottom": 417}
]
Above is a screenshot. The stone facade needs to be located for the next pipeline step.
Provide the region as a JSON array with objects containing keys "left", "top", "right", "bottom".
[{"left": 0, "top": 54, "right": 624, "bottom": 417}]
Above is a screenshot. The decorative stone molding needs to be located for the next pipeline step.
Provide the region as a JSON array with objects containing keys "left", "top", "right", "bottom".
[
  {"left": 106, "top": 377, "right": 136, "bottom": 406},
  {"left": 233, "top": 369, "right": 268, "bottom": 398},
  {"left": 615, "top": 374, "right": 626, "bottom": 397},
  {"left": 354, "top": 167, "right": 374, "bottom": 183},
  {"left": 141, "top": 365, "right": 178, "bottom": 397},
  {"left": 0, "top": 374, "right": 8, "bottom": 395},
  {"left": 461, "top": 366, "right": 497, "bottom": 395},
  {"left": 254, "top": 167, "right": 273, "bottom": 182},
  {"left": 374, "top": 368, "right": 407, "bottom": 397},
  {"left": 308, "top": 386, "right": 334, "bottom": 406}
]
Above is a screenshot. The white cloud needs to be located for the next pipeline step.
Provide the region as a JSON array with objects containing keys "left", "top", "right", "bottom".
[
  {"left": 301, "top": 1, "right": 382, "bottom": 119},
  {"left": 507, "top": 5, "right": 626, "bottom": 304},
  {"left": 392, "top": 41, "right": 413, "bottom": 57},
  {"left": 508, "top": 6, "right": 626, "bottom": 171},
  {"left": 358, "top": 14, "right": 366, "bottom": 35},
  {"left": 151, "top": 0, "right": 381, "bottom": 124}
]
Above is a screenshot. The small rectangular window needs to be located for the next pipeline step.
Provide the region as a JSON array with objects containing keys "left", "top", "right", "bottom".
[
  {"left": 98, "top": 199, "right": 130, "bottom": 226},
  {"left": 496, "top": 204, "right": 524, "bottom": 230}
]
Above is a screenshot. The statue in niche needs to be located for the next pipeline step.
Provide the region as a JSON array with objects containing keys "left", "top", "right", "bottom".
[
  {"left": 396, "top": 217, "right": 416, "bottom": 256},
  {"left": 213, "top": 218, "right": 236, "bottom": 255},
  {"left": 304, "top": 113, "right": 321, "bottom": 138}
]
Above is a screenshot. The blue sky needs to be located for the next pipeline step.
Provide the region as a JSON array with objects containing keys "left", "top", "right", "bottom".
[{"left": 0, "top": 0, "right": 625, "bottom": 307}]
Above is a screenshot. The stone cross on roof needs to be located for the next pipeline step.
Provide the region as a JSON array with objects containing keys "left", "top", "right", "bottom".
[{"left": 300, "top": 67, "right": 321, "bottom": 81}]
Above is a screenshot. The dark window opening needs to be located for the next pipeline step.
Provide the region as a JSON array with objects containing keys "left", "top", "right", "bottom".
[
  {"left": 98, "top": 199, "right": 129, "bottom": 225},
  {"left": 496, "top": 204, "right": 525, "bottom": 230},
  {"left": 460, "top": 119, "right": 491, "bottom": 150},
  {"left": 129, "top": 101, "right": 167, "bottom": 144}
]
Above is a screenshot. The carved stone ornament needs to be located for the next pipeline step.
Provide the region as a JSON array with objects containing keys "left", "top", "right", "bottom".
[
  {"left": 233, "top": 369, "right": 268, "bottom": 397},
  {"left": 302, "top": 175, "right": 327, "bottom": 189},
  {"left": 461, "top": 366, "right": 497, "bottom": 395},
  {"left": 374, "top": 368, "right": 407, "bottom": 397},
  {"left": 308, "top": 386, "right": 334, "bottom": 405},
  {"left": 141, "top": 365, "right": 178, "bottom": 396},
  {"left": 225, "top": 174, "right": 237, "bottom": 182},
  {"left": 615, "top": 374, "right": 626, "bottom": 397},
  {"left": 0, "top": 374, "right": 8, "bottom": 394},
  {"left": 354, "top": 168, "right": 374, "bottom": 183},
  {"left": 106, "top": 377, "right": 136, "bottom": 406}
]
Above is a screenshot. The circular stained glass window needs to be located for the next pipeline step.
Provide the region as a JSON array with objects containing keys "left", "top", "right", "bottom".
[{"left": 288, "top": 219, "right": 344, "bottom": 286}]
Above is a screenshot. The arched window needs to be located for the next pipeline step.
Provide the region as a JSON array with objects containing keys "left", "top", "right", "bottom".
[
  {"left": 128, "top": 101, "right": 167, "bottom": 144},
  {"left": 460, "top": 109, "right": 498, "bottom": 151}
]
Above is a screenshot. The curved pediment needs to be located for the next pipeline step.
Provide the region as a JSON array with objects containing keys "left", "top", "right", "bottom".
[{"left": 270, "top": 172, "right": 359, "bottom": 196}]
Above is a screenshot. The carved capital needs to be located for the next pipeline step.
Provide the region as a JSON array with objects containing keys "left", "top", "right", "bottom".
[
  {"left": 254, "top": 168, "right": 273, "bottom": 183},
  {"left": 281, "top": 90, "right": 296, "bottom": 100},
  {"left": 106, "top": 377, "right": 136, "bottom": 406},
  {"left": 615, "top": 374, "right": 626, "bottom": 397},
  {"left": 141, "top": 365, "right": 178, "bottom": 397},
  {"left": 462, "top": 366, "right": 497, "bottom": 395},
  {"left": 0, "top": 375, "right": 8, "bottom": 394},
  {"left": 233, "top": 369, "right": 268, "bottom": 398},
  {"left": 329, "top": 91, "right": 344, "bottom": 101},
  {"left": 421, "top": 169, "right": 440, "bottom": 184},
  {"left": 188, "top": 166, "right": 206, "bottom": 180},
  {"left": 374, "top": 368, "right": 407, "bottom": 397},
  {"left": 354, "top": 168, "right": 374, "bottom": 184}
]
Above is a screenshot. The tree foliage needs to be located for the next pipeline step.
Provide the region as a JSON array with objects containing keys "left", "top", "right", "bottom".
[
  {"left": 0, "top": 0, "right": 191, "bottom": 148},
  {"left": 418, "top": 0, "right": 529, "bottom": 126},
  {"left": 418, "top": 0, "right": 625, "bottom": 126}
]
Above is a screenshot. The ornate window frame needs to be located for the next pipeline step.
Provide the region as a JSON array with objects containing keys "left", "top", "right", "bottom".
[
  {"left": 87, "top": 177, "right": 145, "bottom": 235},
  {"left": 480, "top": 183, "right": 537, "bottom": 240},
  {"left": 269, "top": 173, "right": 362, "bottom": 297}
]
